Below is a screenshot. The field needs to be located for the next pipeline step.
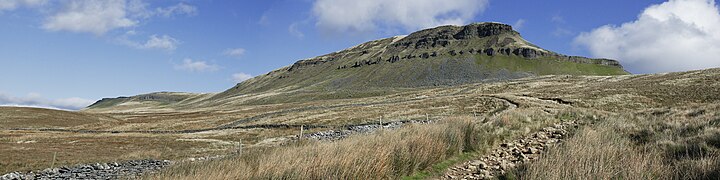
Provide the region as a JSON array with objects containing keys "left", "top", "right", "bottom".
[{"left": 1, "top": 68, "right": 719, "bottom": 179}]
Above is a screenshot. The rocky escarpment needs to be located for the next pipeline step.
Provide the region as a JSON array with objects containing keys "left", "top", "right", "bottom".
[{"left": 290, "top": 23, "right": 622, "bottom": 71}]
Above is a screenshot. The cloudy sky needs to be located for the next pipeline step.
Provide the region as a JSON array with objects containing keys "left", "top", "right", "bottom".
[{"left": 1, "top": 0, "right": 718, "bottom": 110}]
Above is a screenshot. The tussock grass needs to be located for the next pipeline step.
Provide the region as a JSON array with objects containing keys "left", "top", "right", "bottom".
[
  {"left": 520, "top": 119, "right": 669, "bottom": 179},
  {"left": 147, "top": 117, "right": 496, "bottom": 179},
  {"left": 519, "top": 105, "right": 720, "bottom": 180},
  {"left": 150, "top": 106, "right": 571, "bottom": 180}
]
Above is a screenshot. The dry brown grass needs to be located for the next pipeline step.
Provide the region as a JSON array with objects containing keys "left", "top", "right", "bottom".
[
  {"left": 520, "top": 119, "right": 670, "bottom": 179},
  {"left": 0, "top": 132, "right": 241, "bottom": 174},
  {"left": 148, "top": 106, "right": 576, "bottom": 180},
  {"left": 519, "top": 105, "right": 720, "bottom": 180},
  {"left": 0, "top": 107, "right": 118, "bottom": 129},
  {"left": 147, "top": 117, "right": 495, "bottom": 180}
]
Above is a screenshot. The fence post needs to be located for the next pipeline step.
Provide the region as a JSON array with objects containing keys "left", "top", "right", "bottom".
[
  {"left": 299, "top": 125, "right": 304, "bottom": 140},
  {"left": 51, "top": 152, "right": 57, "bottom": 169},
  {"left": 426, "top": 113, "right": 429, "bottom": 121}
]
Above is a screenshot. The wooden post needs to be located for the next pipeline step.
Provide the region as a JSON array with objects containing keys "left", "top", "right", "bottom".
[
  {"left": 51, "top": 152, "right": 57, "bottom": 168},
  {"left": 299, "top": 125, "right": 304, "bottom": 140},
  {"left": 426, "top": 113, "right": 429, "bottom": 121}
]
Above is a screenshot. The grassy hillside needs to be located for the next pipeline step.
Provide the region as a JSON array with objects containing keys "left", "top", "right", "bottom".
[
  {"left": 3, "top": 68, "right": 719, "bottom": 178},
  {"left": 0, "top": 107, "right": 117, "bottom": 129}
]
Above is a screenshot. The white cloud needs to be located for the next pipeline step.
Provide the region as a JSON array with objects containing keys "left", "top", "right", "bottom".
[
  {"left": 41, "top": 0, "right": 197, "bottom": 35},
  {"left": 232, "top": 73, "right": 253, "bottom": 83},
  {"left": 223, "top": 48, "right": 246, "bottom": 58},
  {"left": 42, "top": 0, "right": 138, "bottom": 35},
  {"left": 117, "top": 34, "right": 180, "bottom": 51},
  {"left": 311, "top": 0, "right": 488, "bottom": 35},
  {"left": 175, "top": 59, "right": 219, "bottom": 72},
  {"left": 513, "top": 19, "right": 526, "bottom": 31},
  {"left": 155, "top": 2, "right": 197, "bottom": 18},
  {"left": 0, "top": 0, "right": 46, "bottom": 11},
  {"left": 0, "top": 92, "right": 94, "bottom": 110},
  {"left": 575, "top": 0, "right": 720, "bottom": 73},
  {"left": 142, "top": 34, "right": 179, "bottom": 51}
]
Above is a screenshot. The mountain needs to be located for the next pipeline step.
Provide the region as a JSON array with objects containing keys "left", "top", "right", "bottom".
[
  {"left": 212, "top": 22, "right": 625, "bottom": 98},
  {"left": 86, "top": 22, "right": 627, "bottom": 111}
]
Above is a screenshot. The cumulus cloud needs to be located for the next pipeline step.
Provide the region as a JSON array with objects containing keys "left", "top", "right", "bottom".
[
  {"left": 223, "top": 48, "right": 246, "bottom": 58},
  {"left": 0, "top": 0, "right": 46, "bottom": 11},
  {"left": 0, "top": 92, "right": 94, "bottom": 110},
  {"left": 232, "top": 73, "right": 253, "bottom": 83},
  {"left": 42, "top": 0, "right": 197, "bottom": 35},
  {"left": 575, "top": 0, "right": 720, "bottom": 73},
  {"left": 42, "top": 0, "right": 138, "bottom": 35},
  {"left": 311, "top": 0, "right": 488, "bottom": 35},
  {"left": 175, "top": 59, "right": 219, "bottom": 72}
]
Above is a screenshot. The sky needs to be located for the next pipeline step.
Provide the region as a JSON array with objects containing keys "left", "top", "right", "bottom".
[{"left": 1, "top": 0, "right": 719, "bottom": 110}]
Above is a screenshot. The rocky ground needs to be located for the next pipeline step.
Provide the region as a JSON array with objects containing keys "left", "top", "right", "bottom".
[
  {"left": 444, "top": 120, "right": 581, "bottom": 179},
  {"left": 301, "top": 120, "right": 434, "bottom": 141},
  {"left": 0, "top": 159, "right": 170, "bottom": 180}
]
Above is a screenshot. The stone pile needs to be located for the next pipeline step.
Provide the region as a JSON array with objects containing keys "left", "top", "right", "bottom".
[
  {"left": 302, "top": 120, "right": 432, "bottom": 141},
  {"left": 444, "top": 120, "right": 579, "bottom": 179},
  {"left": 1, "top": 159, "right": 170, "bottom": 180}
]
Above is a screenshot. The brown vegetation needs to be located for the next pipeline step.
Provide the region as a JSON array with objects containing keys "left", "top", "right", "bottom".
[
  {"left": 518, "top": 105, "right": 720, "bottom": 180},
  {"left": 147, "top": 118, "right": 491, "bottom": 179}
]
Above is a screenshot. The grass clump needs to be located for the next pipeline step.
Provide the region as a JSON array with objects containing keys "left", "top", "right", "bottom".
[
  {"left": 519, "top": 105, "right": 720, "bottom": 180},
  {"left": 520, "top": 119, "right": 669, "bottom": 179}
]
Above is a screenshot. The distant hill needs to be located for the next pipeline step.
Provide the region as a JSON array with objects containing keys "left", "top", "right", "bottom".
[
  {"left": 86, "top": 22, "right": 627, "bottom": 111},
  {"left": 84, "top": 92, "right": 213, "bottom": 112},
  {"left": 0, "top": 106, "right": 118, "bottom": 129}
]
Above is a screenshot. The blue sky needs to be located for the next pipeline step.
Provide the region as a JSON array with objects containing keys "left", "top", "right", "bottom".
[{"left": 1, "top": 0, "right": 719, "bottom": 110}]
